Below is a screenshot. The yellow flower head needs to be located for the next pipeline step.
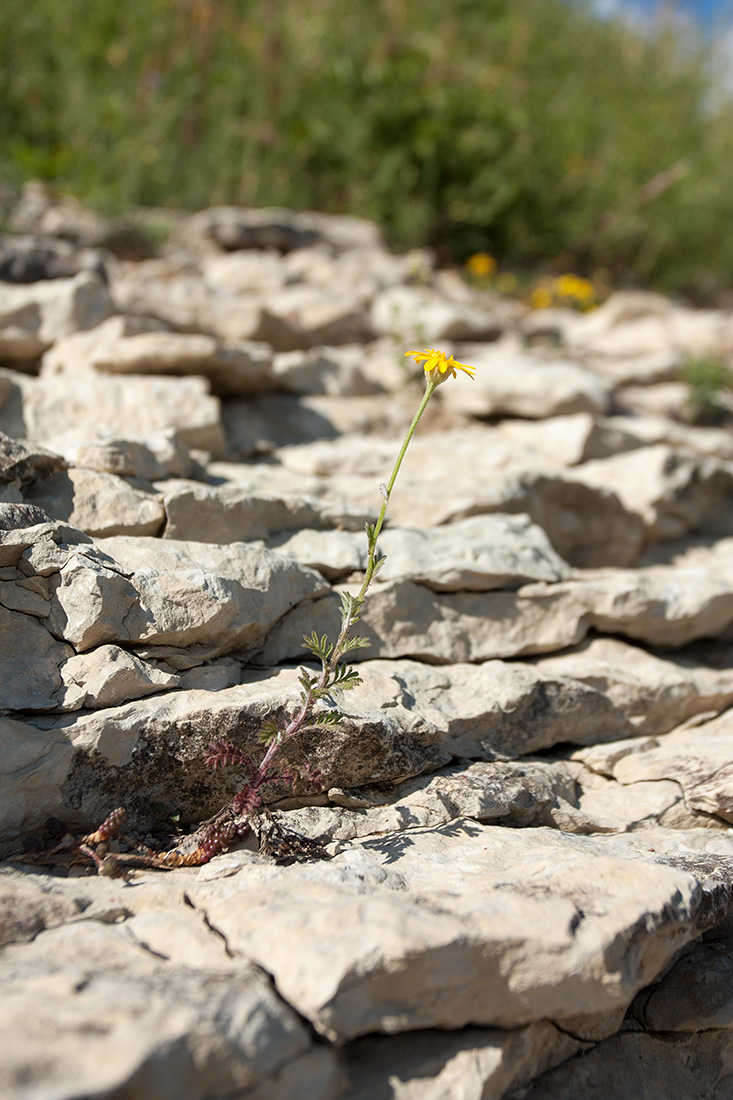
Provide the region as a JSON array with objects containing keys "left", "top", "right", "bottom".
[
  {"left": 465, "top": 252, "right": 497, "bottom": 279},
  {"left": 405, "top": 347, "right": 476, "bottom": 384},
  {"left": 530, "top": 286, "right": 553, "bottom": 310}
]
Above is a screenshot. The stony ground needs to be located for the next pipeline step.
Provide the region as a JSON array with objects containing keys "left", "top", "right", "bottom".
[{"left": 2, "top": 188, "right": 733, "bottom": 1099}]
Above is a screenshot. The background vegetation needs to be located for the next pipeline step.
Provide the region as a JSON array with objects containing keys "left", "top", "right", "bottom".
[{"left": 1, "top": 0, "right": 732, "bottom": 298}]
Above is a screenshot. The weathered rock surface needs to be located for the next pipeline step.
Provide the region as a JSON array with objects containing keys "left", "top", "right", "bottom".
[
  {"left": 0, "top": 271, "right": 114, "bottom": 361},
  {"left": 2, "top": 198, "right": 733, "bottom": 1099}
]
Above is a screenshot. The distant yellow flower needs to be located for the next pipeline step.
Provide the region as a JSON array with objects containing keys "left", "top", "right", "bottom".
[
  {"left": 555, "top": 274, "right": 594, "bottom": 302},
  {"left": 530, "top": 286, "right": 553, "bottom": 310},
  {"left": 405, "top": 347, "right": 476, "bottom": 383},
  {"left": 465, "top": 252, "right": 497, "bottom": 279}
]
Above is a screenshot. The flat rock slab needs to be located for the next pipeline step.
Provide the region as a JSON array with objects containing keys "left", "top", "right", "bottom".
[
  {"left": 345, "top": 1021, "right": 588, "bottom": 1100},
  {"left": 268, "top": 513, "right": 570, "bottom": 589},
  {"left": 259, "top": 565, "right": 733, "bottom": 664},
  {"left": 3, "top": 826, "right": 732, "bottom": 1093},
  {"left": 574, "top": 708, "right": 733, "bottom": 825},
  {"left": 533, "top": 635, "right": 733, "bottom": 736},
  {"left": 24, "top": 371, "right": 226, "bottom": 454},
  {"left": 520, "top": 1028, "right": 733, "bottom": 1100},
  {"left": 0, "top": 911, "right": 344, "bottom": 1100},
  {"left": 3, "top": 654, "right": 638, "bottom": 846},
  {"left": 184, "top": 824, "right": 730, "bottom": 1041},
  {"left": 26, "top": 467, "right": 165, "bottom": 537}
]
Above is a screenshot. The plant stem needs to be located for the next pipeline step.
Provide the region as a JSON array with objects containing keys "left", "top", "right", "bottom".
[
  {"left": 248, "top": 378, "right": 439, "bottom": 795},
  {"left": 358, "top": 378, "right": 438, "bottom": 597}
]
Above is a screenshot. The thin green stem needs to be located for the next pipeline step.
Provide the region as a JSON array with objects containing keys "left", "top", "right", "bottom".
[
  {"left": 358, "top": 378, "right": 438, "bottom": 598},
  {"left": 232, "top": 377, "right": 441, "bottom": 810}
]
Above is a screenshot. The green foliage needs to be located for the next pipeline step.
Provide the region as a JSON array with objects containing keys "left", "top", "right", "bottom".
[
  {"left": 682, "top": 355, "right": 733, "bottom": 425},
  {"left": 1, "top": 0, "right": 732, "bottom": 295}
]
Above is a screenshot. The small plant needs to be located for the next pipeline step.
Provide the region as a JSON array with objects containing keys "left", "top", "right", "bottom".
[
  {"left": 22, "top": 349, "right": 476, "bottom": 875},
  {"left": 682, "top": 354, "right": 733, "bottom": 425}
]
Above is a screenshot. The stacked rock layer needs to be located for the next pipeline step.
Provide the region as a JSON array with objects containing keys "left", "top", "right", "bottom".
[{"left": 2, "top": 193, "right": 733, "bottom": 1099}]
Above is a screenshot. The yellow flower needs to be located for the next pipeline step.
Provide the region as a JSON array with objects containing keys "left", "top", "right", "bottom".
[
  {"left": 530, "top": 286, "right": 553, "bottom": 310},
  {"left": 555, "top": 274, "right": 594, "bottom": 302},
  {"left": 405, "top": 347, "right": 476, "bottom": 383},
  {"left": 465, "top": 252, "right": 497, "bottom": 279}
]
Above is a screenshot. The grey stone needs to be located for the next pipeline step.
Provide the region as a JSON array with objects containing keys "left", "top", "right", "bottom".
[
  {"left": 47, "top": 534, "right": 328, "bottom": 655},
  {"left": 376, "top": 514, "right": 570, "bottom": 590},
  {"left": 272, "top": 345, "right": 385, "bottom": 396},
  {"left": 372, "top": 285, "right": 504, "bottom": 344},
  {"left": 439, "top": 339, "right": 612, "bottom": 419},
  {"left": 25, "top": 371, "right": 226, "bottom": 455},
  {"left": 632, "top": 939, "right": 733, "bottom": 1032},
  {"left": 59, "top": 645, "right": 180, "bottom": 710},
  {"left": 574, "top": 709, "right": 733, "bottom": 826},
  {"left": 27, "top": 667, "right": 447, "bottom": 833},
  {"left": 259, "top": 564, "right": 733, "bottom": 665},
  {"left": 569, "top": 444, "right": 733, "bottom": 543},
  {"left": 64, "top": 432, "right": 195, "bottom": 480},
  {"left": 0, "top": 432, "right": 64, "bottom": 485},
  {"left": 183, "top": 204, "right": 381, "bottom": 254},
  {"left": 0, "top": 271, "right": 114, "bottom": 360},
  {"left": 186, "top": 825, "right": 723, "bottom": 1041},
  {"left": 519, "top": 1028, "right": 733, "bottom": 1100},
  {"left": 345, "top": 1022, "right": 588, "bottom": 1100},
  {"left": 158, "top": 477, "right": 336, "bottom": 543},
  {"left": 0, "top": 603, "right": 73, "bottom": 710},
  {"left": 44, "top": 315, "right": 276, "bottom": 397},
  {"left": 0, "top": 233, "right": 110, "bottom": 284},
  {"left": 533, "top": 636, "right": 733, "bottom": 736},
  {"left": 0, "top": 717, "right": 76, "bottom": 850},
  {"left": 0, "top": 918, "right": 344, "bottom": 1100},
  {"left": 25, "top": 467, "right": 165, "bottom": 537}
]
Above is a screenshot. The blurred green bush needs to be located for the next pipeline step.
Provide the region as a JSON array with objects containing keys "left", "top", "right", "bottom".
[{"left": 1, "top": 0, "right": 732, "bottom": 298}]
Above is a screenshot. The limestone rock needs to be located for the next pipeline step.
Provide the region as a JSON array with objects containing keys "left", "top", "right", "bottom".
[
  {"left": 270, "top": 428, "right": 645, "bottom": 567},
  {"left": 0, "top": 233, "right": 110, "bottom": 284},
  {"left": 0, "top": 271, "right": 114, "bottom": 360},
  {"left": 182, "top": 204, "right": 381, "bottom": 255},
  {"left": 28, "top": 669, "right": 447, "bottom": 831},
  {"left": 59, "top": 644, "right": 180, "bottom": 710},
  {"left": 0, "top": 432, "right": 64, "bottom": 486},
  {"left": 519, "top": 1029, "right": 733, "bottom": 1100},
  {"left": 186, "top": 825, "right": 722, "bottom": 1041},
  {"left": 285, "top": 760, "right": 580, "bottom": 844},
  {"left": 632, "top": 938, "right": 733, "bottom": 1033},
  {"left": 569, "top": 444, "right": 733, "bottom": 543},
  {"left": 268, "top": 527, "right": 367, "bottom": 580},
  {"left": 158, "top": 471, "right": 370, "bottom": 543},
  {"left": 376, "top": 514, "right": 570, "bottom": 590},
  {"left": 159, "top": 477, "right": 334, "bottom": 543},
  {"left": 372, "top": 285, "right": 504, "bottom": 344},
  {"left": 345, "top": 658, "right": 632, "bottom": 760},
  {"left": 439, "top": 340, "right": 612, "bottom": 419},
  {"left": 259, "top": 564, "right": 733, "bottom": 665},
  {"left": 533, "top": 636, "right": 733, "bottom": 735},
  {"left": 574, "top": 709, "right": 733, "bottom": 826},
  {"left": 272, "top": 345, "right": 385, "bottom": 396},
  {"left": 0, "top": 717, "right": 77, "bottom": 850},
  {"left": 61, "top": 432, "right": 195, "bottom": 480},
  {"left": 0, "top": 366, "right": 34, "bottom": 438},
  {"left": 25, "top": 467, "right": 165, "bottom": 537},
  {"left": 0, "top": 603, "right": 73, "bottom": 710},
  {"left": 47, "top": 534, "right": 328, "bottom": 654},
  {"left": 250, "top": 285, "right": 374, "bottom": 351},
  {"left": 345, "top": 1022, "right": 588, "bottom": 1100},
  {"left": 44, "top": 314, "right": 276, "bottom": 396},
  {"left": 0, "top": 917, "right": 344, "bottom": 1100},
  {"left": 269, "top": 514, "right": 569, "bottom": 590},
  {"left": 24, "top": 371, "right": 226, "bottom": 454}
]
